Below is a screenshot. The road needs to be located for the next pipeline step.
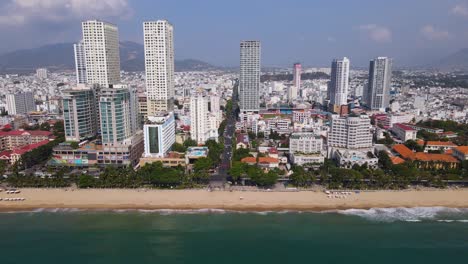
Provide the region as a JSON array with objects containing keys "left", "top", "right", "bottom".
[{"left": 210, "top": 80, "right": 239, "bottom": 186}]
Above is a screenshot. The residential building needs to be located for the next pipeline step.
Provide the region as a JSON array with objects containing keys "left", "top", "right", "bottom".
[
  {"left": 241, "top": 156, "right": 279, "bottom": 169},
  {"left": 62, "top": 85, "right": 98, "bottom": 142},
  {"left": 74, "top": 41, "right": 87, "bottom": 84},
  {"left": 143, "top": 20, "right": 175, "bottom": 115},
  {"left": 328, "top": 57, "right": 350, "bottom": 111},
  {"left": 453, "top": 146, "right": 468, "bottom": 161},
  {"left": 293, "top": 63, "right": 301, "bottom": 93},
  {"left": 289, "top": 132, "right": 323, "bottom": 154},
  {"left": 99, "top": 85, "right": 139, "bottom": 144},
  {"left": 82, "top": 20, "right": 121, "bottom": 86},
  {"left": 0, "top": 140, "right": 50, "bottom": 165},
  {"left": 36, "top": 68, "right": 48, "bottom": 79},
  {"left": 366, "top": 57, "right": 392, "bottom": 111},
  {"left": 190, "top": 94, "right": 218, "bottom": 144},
  {"left": 288, "top": 85, "right": 298, "bottom": 102},
  {"left": 328, "top": 114, "right": 373, "bottom": 149},
  {"left": 6, "top": 92, "right": 35, "bottom": 115},
  {"left": 236, "top": 133, "right": 250, "bottom": 149},
  {"left": 0, "top": 130, "right": 53, "bottom": 150},
  {"left": 391, "top": 123, "right": 417, "bottom": 142},
  {"left": 143, "top": 112, "right": 176, "bottom": 158},
  {"left": 239, "top": 40, "right": 261, "bottom": 113},
  {"left": 419, "top": 140, "right": 458, "bottom": 153}
]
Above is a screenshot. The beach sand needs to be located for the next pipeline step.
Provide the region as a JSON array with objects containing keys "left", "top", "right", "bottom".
[{"left": 0, "top": 188, "right": 468, "bottom": 211}]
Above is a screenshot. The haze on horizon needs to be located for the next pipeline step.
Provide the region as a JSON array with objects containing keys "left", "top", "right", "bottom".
[{"left": 0, "top": 0, "right": 467, "bottom": 68}]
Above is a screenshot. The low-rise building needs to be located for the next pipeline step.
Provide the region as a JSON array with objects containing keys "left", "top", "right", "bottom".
[
  {"left": 419, "top": 140, "right": 458, "bottom": 153},
  {"left": 0, "top": 140, "right": 50, "bottom": 165},
  {"left": 289, "top": 132, "right": 323, "bottom": 154},
  {"left": 290, "top": 152, "right": 325, "bottom": 166},
  {"left": 241, "top": 156, "right": 279, "bottom": 169},
  {"left": 0, "top": 130, "right": 53, "bottom": 150},
  {"left": 453, "top": 146, "right": 468, "bottom": 161},
  {"left": 332, "top": 149, "right": 379, "bottom": 169},
  {"left": 236, "top": 133, "right": 250, "bottom": 149},
  {"left": 391, "top": 123, "right": 417, "bottom": 142}
]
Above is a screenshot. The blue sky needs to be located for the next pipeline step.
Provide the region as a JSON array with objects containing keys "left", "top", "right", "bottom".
[{"left": 0, "top": 0, "right": 468, "bottom": 67}]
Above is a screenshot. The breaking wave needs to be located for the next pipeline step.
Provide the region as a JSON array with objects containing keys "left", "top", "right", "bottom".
[{"left": 336, "top": 207, "right": 468, "bottom": 222}]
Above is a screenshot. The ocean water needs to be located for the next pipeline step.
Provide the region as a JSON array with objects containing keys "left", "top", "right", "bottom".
[{"left": 0, "top": 207, "right": 467, "bottom": 264}]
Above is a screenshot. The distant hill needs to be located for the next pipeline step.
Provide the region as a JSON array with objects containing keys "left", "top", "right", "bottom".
[
  {"left": 431, "top": 48, "right": 468, "bottom": 72},
  {"left": 0, "top": 41, "right": 219, "bottom": 73}
]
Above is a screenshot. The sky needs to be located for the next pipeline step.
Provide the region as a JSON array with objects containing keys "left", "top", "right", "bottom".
[{"left": 0, "top": 0, "right": 468, "bottom": 67}]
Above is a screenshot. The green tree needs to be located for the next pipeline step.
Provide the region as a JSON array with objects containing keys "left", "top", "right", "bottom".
[
  {"left": 193, "top": 157, "right": 213, "bottom": 172},
  {"left": 184, "top": 138, "right": 198, "bottom": 148},
  {"left": 171, "top": 142, "right": 186, "bottom": 152},
  {"left": 229, "top": 162, "right": 246, "bottom": 182}
]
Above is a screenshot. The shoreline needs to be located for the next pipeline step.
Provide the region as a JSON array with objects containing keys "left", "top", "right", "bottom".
[{"left": 1, "top": 188, "right": 468, "bottom": 212}]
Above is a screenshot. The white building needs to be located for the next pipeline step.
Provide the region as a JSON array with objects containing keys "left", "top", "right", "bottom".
[
  {"left": 328, "top": 57, "right": 350, "bottom": 107},
  {"left": 391, "top": 123, "right": 417, "bottom": 142},
  {"left": 74, "top": 41, "right": 87, "bottom": 84},
  {"left": 289, "top": 132, "right": 323, "bottom": 154},
  {"left": 239, "top": 40, "right": 261, "bottom": 113},
  {"left": 143, "top": 20, "right": 175, "bottom": 115},
  {"left": 6, "top": 92, "right": 35, "bottom": 115},
  {"left": 82, "top": 20, "right": 121, "bottom": 86},
  {"left": 143, "top": 112, "right": 175, "bottom": 157},
  {"left": 190, "top": 94, "right": 218, "bottom": 144},
  {"left": 288, "top": 85, "right": 298, "bottom": 102},
  {"left": 366, "top": 57, "right": 392, "bottom": 111},
  {"left": 293, "top": 63, "right": 302, "bottom": 94},
  {"left": 328, "top": 114, "right": 373, "bottom": 149},
  {"left": 36, "top": 68, "right": 48, "bottom": 79},
  {"left": 333, "top": 149, "right": 378, "bottom": 169}
]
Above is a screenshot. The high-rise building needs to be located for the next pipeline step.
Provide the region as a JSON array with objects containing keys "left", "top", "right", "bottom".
[
  {"left": 328, "top": 57, "right": 350, "bottom": 109},
  {"left": 328, "top": 114, "right": 373, "bottom": 149},
  {"left": 143, "top": 112, "right": 175, "bottom": 158},
  {"left": 143, "top": 20, "right": 175, "bottom": 115},
  {"left": 62, "top": 85, "right": 98, "bottom": 142},
  {"left": 74, "top": 41, "right": 87, "bottom": 84},
  {"left": 6, "top": 92, "right": 35, "bottom": 115},
  {"left": 82, "top": 20, "right": 121, "bottom": 87},
  {"left": 190, "top": 94, "right": 219, "bottom": 144},
  {"left": 288, "top": 85, "right": 298, "bottom": 102},
  {"left": 289, "top": 132, "right": 323, "bottom": 154},
  {"left": 239, "top": 40, "right": 261, "bottom": 113},
  {"left": 99, "top": 85, "right": 138, "bottom": 144},
  {"left": 366, "top": 57, "right": 392, "bottom": 111},
  {"left": 36, "top": 68, "right": 48, "bottom": 79},
  {"left": 293, "top": 63, "right": 301, "bottom": 92}
]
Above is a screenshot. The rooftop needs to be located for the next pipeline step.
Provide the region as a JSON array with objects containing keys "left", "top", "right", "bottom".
[{"left": 393, "top": 123, "right": 416, "bottom": 131}]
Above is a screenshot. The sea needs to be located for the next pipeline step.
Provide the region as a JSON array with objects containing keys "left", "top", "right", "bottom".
[{"left": 0, "top": 207, "right": 467, "bottom": 264}]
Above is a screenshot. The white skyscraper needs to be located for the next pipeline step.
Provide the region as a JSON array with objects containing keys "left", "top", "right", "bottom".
[
  {"left": 74, "top": 41, "right": 87, "bottom": 84},
  {"left": 6, "top": 92, "right": 35, "bottom": 115},
  {"left": 143, "top": 112, "right": 176, "bottom": 158},
  {"left": 143, "top": 20, "right": 175, "bottom": 115},
  {"left": 293, "top": 63, "right": 301, "bottom": 92},
  {"left": 36, "top": 68, "right": 48, "bottom": 79},
  {"left": 82, "top": 20, "right": 121, "bottom": 87},
  {"left": 328, "top": 57, "right": 350, "bottom": 107},
  {"left": 288, "top": 85, "right": 298, "bottom": 102},
  {"left": 240, "top": 40, "right": 261, "bottom": 113},
  {"left": 366, "top": 57, "right": 393, "bottom": 111},
  {"left": 190, "top": 94, "right": 218, "bottom": 145}
]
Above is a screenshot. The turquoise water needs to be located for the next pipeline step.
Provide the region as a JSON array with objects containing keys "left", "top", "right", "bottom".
[{"left": 0, "top": 207, "right": 467, "bottom": 264}]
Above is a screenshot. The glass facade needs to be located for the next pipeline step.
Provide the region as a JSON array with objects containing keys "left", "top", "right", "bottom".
[{"left": 148, "top": 127, "right": 160, "bottom": 154}]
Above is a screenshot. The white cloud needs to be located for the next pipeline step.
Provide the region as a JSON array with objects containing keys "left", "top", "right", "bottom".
[
  {"left": 0, "top": 0, "right": 132, "bottom": 27},
  {"left": 357, "top": 24, "right": 392, "bottom": 43},
  {"left": 452, "top": 4, "right": 468, "bottom": 17},
  {"left": 420, "top": 25, "right": 450, "bottom": 40}
]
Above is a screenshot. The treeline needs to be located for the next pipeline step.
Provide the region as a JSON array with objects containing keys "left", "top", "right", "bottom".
[
  {"left": 261, "top": 72, "right": 330, "bottom": 82},
  {"left": 7, "top": 160, "right": 213, "bottom": 189},
  {"left": 289, "top": 152, "right": 468, "bottom": 190},
  {"left": 417, "top": 119, "right": 468, "bottom": 145}
]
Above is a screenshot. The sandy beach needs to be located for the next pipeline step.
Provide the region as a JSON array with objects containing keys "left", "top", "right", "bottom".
[{"left": 0, "top": 188, "right": 468, "bottom": 211}]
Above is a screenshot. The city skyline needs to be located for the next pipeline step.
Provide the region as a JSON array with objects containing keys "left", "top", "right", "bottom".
[{"left": 0, "top": 0, "right": 468, "bottom": 67}]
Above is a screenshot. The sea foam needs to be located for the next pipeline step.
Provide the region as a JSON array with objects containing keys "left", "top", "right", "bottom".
[{"left": 336, "top": 207, "right": 468, "bottom": 222}]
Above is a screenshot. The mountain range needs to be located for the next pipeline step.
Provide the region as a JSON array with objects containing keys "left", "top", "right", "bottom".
[
  {"left": 1, "top": 41, "right": 468, "bottom": 73},
  {"left": 0, "top": 41, "right": 219, "bottom": 74}
]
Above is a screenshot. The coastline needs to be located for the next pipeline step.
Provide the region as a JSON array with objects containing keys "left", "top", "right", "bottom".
[{"left": 1, "top": 188, "right": 468, "bottom": 212}]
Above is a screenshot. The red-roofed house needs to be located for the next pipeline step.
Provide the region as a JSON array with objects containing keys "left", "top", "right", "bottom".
[
  {"left": 241, "top": 156, "right": 279, "bottom": 169},
  {"left": 0, "top": 140, "right": 50, "bottom": 165},
  {"left": 0, "top": 130, "right": 53, "bottom": 150},
  {"left": 391, "top": 123, "right": 417, "bottom": 141},
  {"left": 392, "top": 144, "right": 459, "bottom": 169},
  {"left": 236, "top": 134, "right": 250, "bottom": 149},
  {"left": 453, "top": 146, "right": 468, "bottom": 161},
  {"left": 418, "top": 140, "right": 458, "bottom": 153}
]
